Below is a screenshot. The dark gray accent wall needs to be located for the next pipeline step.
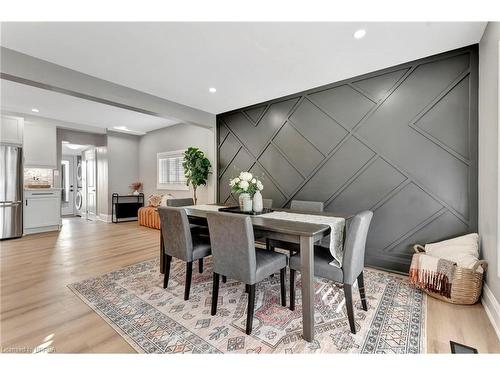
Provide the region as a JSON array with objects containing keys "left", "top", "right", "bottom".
[{"left": 216, "top": 45, "right": 478, "bottom": 273}]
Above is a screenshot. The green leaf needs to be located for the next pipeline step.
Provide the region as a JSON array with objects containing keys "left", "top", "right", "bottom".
[{"left": 183, "top": 147, "right": 211, "bottom": 190}]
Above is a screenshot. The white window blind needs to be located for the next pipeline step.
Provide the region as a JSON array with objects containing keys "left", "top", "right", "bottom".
[{"left": 157, "top": 150, "right": 188, "bottom": 190}]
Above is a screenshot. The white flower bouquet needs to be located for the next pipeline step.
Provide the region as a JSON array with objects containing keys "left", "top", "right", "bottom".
[{"left": 229, "top": 171, "right": 264, "bottom": 196}]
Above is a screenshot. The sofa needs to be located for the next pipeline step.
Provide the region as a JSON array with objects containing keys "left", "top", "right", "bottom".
[
  {"left": 138, "top": 196, "right": 194, "bottom": 230},
  {"left": 138, "top": 206, "right": 161, "bottom": 229}
]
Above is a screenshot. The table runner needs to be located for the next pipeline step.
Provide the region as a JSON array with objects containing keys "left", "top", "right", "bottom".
[
  {"left": 185, "top": 204, "right": 227, "bottom": 211},
  {"left": 260, "top": 211, "right": 345, "bottom": 267}
]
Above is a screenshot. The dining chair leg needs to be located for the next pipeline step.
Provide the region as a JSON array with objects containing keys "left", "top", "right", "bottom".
[
  {"left": 211, "top": 272, "right": 220, "bottom": 315},
  {"left": 198, "top": 258, "right": 204, "bottom": 274},
  {"left": 184, "top": 261, "right": 193, "bottom": 301},
  {"left": 280, "top": 267, "right": 286, "bottom": 307},
  {"left": 222, "top": 275, "right": 227, "bottom": 284},
  {"left": 163, "top": 255, "right": 172, "bottom": 289},
  {"left": 246, "top": 284, "right": 256, "bottom": 335},
  {"left": 160, "top": 231, "right": 165, "bottom": 274},
  {"left": 268, "top": 240, "right": 275, "bottom": 278},
  {"left": 357, "top": 272, "right": 368, "bottom": 311},
  {"left": 344, "top": 284, "right": 356, "bottom": 334},
  {"left": 266, "top": 238, "right": 275, "bottom": 252},
  {"left": 289, "top": 269, "right": 296, "bottom": 311}
]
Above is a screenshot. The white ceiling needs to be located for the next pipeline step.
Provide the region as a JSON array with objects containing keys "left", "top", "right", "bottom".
[
  {"left": 0, "top": 79, "right": 180, "bottom": 134},
  {"left": 0, "top": 22, "right": 487, "bottom": 114}
]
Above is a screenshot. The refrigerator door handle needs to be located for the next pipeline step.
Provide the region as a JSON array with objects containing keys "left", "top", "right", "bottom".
[{"left": 0, "top": 201, "right": 22, "bottom": 206}]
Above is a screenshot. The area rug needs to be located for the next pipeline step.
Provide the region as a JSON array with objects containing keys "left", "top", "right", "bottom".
[{"left": 68, "top": 258, "right": 426, "bottom": 354}]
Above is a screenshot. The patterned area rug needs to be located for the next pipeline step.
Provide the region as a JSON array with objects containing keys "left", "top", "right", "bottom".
[{"left": 68, "top": 258, "right": 426, "bottom": 353}]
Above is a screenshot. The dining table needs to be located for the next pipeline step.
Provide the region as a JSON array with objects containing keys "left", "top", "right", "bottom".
[{"left": 159, "top": 204, "right": 348, "bottom": 342}]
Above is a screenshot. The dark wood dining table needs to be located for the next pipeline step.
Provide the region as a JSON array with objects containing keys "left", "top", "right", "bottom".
[{"left": 159, "top": 205, "right": 348, "bottom": 342}]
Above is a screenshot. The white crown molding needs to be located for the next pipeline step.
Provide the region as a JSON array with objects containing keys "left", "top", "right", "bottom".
[{"left": 482, "top": 283, "right": 500, "bottom": 341}]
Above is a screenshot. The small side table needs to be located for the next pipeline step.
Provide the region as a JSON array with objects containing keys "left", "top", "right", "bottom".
[{"left": 111, "top": 193, "right": 144, "bottom": 223}]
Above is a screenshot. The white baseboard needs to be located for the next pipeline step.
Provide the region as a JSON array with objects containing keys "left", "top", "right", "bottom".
[
  {"left": 482, "top": 283, "right": 500, "bottom": 341},
  {"left": 24, "top": 225, "right": 61, "bottom": 235},
  {"left": 97, "top": 214, "right": 112, "bottom": 223}
]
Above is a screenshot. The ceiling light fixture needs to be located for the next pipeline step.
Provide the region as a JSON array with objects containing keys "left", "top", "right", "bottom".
[
  {"left": 209, "top": 87, "right": 217, "bottom": 93},
  {"left": 353, "top": 29, "right": 366, "bottom": 40},
  {"left": 31, "top": 108, "right": 40, "bottom": 113},
  {"left": 67, "top": 144, "right": 85, "bottom": 150},
  {"left": 111, "top": 126, "right": 145, "bottom": 135}
]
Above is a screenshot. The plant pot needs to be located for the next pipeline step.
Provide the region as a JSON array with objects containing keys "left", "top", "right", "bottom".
[
  {"left": 253, "top": 191, "right": 263, "bottom": 212},
  {"left": 133, "top": 190, "right": 140, "bottom": 196}
]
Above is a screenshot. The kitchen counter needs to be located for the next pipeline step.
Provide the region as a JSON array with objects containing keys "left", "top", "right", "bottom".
[{"left": 24, "top": 187, "right": 62, "bottom": 191}]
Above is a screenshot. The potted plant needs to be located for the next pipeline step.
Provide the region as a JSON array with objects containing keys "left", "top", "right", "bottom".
[
  {"left": 229, "top": 172, "right": 264, "bottom": 212},
  {"left": 129, "top": 182, "right": 143, "bottom": 195},
  {"left": 182, "top": 147, "right": 211, "bottom": 205}
]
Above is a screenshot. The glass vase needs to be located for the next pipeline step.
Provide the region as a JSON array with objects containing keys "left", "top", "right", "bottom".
[{"left": 239, "top": 193, "right": 252, "bottom": 212}]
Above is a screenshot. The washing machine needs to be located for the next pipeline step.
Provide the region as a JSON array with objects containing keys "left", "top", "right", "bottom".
[{"left": 75, "top": 156, "right": 83, "bottom": 216}]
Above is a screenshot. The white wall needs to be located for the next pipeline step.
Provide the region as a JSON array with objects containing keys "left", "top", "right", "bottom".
[
  {"left": 107, "top": 132, "right": 140, "bottom": 213},
  {"left": 479, "top": 22, "right": 500, "bottom": 301},
  {"left": 138, "top": 123, "right": 216, "bottom": 204}
]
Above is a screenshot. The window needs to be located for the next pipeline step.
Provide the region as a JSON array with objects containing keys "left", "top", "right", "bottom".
[{"left": 157, "top": 150, "right": 188, "bottom": 190}]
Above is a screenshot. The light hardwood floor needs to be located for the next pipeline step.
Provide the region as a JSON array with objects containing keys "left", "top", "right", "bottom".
[{"left": 1, "top": 218, "right": 499, "bottom": 353}]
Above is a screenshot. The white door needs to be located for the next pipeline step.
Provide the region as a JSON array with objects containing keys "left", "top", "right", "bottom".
[
  {"left": 84, "top": 148, "right": 97, "bottom": 220},
  {"left": 61, "top": 156, "right": 75, "bottom": 216}
]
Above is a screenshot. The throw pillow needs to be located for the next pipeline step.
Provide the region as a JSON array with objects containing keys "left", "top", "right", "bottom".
[
  {"left": 425, "top": 233, "right": 480, "bottom": 270},
  {"left": 148, "top": 194, "right": 163, "bottom": 207}
]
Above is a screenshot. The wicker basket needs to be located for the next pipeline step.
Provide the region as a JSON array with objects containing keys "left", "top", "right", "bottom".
[{"left": 412, "top": 244, "right": 488, "bottom": 305}]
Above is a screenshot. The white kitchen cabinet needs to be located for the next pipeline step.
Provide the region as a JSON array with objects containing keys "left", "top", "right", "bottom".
[
  {"left": 0, "top": 115, "right": 24, "bottom": 145},
  {"left": 24, "top": 189, "right": 62, "bottom": 234},
  {"left": 24, "top": 122, "right": 57, "bottom": 168}
]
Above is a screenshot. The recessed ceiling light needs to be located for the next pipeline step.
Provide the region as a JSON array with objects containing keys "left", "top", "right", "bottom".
[
  {"left": 31, "top": 108, "right": 40, "bottom": 113},
  {"left": 67, "top": 144, "right": 85, "bottom": 150},
  {"left": 353, "top": 29, "right": 366, "bottom": 40},
  {"left": 209, "top": 87, "right": 217, "bottom": 93}
]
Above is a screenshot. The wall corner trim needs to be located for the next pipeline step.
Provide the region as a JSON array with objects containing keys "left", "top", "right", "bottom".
[{"left": 482, "top": 283, "right": 500, "bottom": 341}]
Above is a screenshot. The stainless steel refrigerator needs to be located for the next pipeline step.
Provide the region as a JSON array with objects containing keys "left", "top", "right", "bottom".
[{"left": 0, "top": 144, "right": 23, "bottom": 239}]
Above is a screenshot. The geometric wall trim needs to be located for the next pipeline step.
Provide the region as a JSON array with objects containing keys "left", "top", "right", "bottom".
[{"left": 216, "top": 45, "right": 478, "bottom": 273}]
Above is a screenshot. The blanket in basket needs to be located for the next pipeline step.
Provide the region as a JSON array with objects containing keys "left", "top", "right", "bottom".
[{"left": 409, "top": 253, "right": 456, "bottom": 298}]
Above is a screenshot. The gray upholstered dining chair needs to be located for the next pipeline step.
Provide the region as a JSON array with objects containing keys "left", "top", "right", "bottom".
[
  {"left": 267, "top": 199, "right": 324, "bottom": 254},
  {"left": 166, "top": 197, "right": 195, "bottom": 207},
  {"left": 206, "top": 212, "right": 288, "bottom": 335},
  {"left": 290, "top": 200, "right": 324, "bottom": 212},
  {"left": 165, "top": 196, "right": 209, "bottom": 273},
  {"left": 288, "top": 210, "right": 373, "bottom": 334},
  {"left": 158, "top": 206, "right": 211, "bottom": 300}
]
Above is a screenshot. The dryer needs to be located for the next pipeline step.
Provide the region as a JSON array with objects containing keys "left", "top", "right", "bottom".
[
  {"left": 76, "top": 155, "right": 82, "bottom": 188},
  {"left": 75, "top": 188, "right": 83, "bottom": 217}
]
